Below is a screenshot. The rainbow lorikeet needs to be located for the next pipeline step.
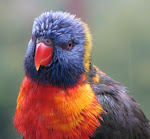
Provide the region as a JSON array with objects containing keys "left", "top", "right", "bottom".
[{"left": 13, "top": 11, "right": 150, "bottom": 139}]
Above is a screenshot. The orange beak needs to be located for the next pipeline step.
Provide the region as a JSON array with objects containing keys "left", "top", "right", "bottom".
[{"left": 34, "top": 42, "right": 53, "bottom": 71}]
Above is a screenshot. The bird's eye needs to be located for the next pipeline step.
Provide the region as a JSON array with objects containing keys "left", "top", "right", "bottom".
[
  {"left": 67, "top": 41, "right": 73, "bottom": 50},
  {"left": 36, "top": 37, "right": 41, "bottom": 44},
  {"left": 46, "top": 39, "right": 50, "bottom": 44}
]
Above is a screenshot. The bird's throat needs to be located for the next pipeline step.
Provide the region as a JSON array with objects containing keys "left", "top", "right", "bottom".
[{"left": 14, "top": 77, "right": 103, "bottom": 139}]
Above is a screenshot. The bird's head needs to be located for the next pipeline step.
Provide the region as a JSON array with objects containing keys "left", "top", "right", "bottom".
[{"left": 24, "top": 11, "right": 92, "bottom": 88}]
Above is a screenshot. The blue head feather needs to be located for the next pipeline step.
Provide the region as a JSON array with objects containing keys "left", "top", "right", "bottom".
[{"left": 24, "top": 11, "right": 86, "bottom": 88}]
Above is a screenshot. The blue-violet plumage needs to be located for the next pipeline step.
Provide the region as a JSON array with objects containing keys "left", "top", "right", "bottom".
[{"left": 24, "top": 11, "right": 86, "bottom": 87}]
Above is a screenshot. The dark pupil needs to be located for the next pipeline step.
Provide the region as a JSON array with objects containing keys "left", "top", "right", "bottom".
[{"left": 68, "top": 42, "right": 72, "bottom": 47}]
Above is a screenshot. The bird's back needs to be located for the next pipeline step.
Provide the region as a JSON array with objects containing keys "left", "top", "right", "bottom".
[{"left": 89, "top": 65, "right": 150, "bottom": 139}]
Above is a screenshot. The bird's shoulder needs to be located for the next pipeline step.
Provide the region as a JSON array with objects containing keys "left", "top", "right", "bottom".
[
  {"left": 88, "top": 65, "right": 150, "bottom": 139},
  {"left": 88, "top": 65, "right": 124, "bottom": 95}
]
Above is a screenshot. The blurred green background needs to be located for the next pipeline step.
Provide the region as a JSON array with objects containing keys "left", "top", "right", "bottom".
[{"left": 0, "top": 0, "right": 150, "bottom": 138}]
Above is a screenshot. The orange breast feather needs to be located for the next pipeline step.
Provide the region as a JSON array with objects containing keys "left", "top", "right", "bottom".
[{"left": 14, "top": 77, "right": 103, "bottom": 139}]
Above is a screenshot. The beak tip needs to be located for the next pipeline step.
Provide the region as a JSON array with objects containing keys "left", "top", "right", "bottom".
[{"left": 35, "top": 64, "right": 40, "bottom": 71}]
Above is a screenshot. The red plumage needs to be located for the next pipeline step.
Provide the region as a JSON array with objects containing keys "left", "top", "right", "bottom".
[{"left": 14, "top": 77, "right": 103, "bottom": 139}]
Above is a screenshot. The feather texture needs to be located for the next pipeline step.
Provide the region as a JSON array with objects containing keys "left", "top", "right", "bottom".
[{"left": 14, "top": 77, "right": 104, "bottom": 139}]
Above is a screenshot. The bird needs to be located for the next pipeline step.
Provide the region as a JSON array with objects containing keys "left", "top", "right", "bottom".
[{"left": 13, "top": 11, "right": 150, "bottom": 139}]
